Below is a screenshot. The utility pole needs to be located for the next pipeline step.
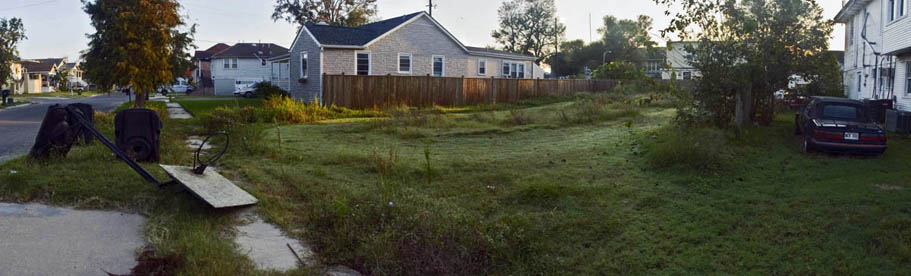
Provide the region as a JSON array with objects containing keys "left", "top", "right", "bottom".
[
  {"left": 427, "top": 0, "right": 437, "bottom": 17},
  {"left": 554, "top": 17, "right": 559, "bottom": 79}
]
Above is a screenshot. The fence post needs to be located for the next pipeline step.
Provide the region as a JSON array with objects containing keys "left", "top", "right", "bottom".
[
  {"left": 321, "top": 73, "right": 327, "bottom": 106},
  {"left": 490, "top": 76, "right": 497, "bottom": 105}
]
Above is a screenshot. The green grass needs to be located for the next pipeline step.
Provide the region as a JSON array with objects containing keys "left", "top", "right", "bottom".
[
  {"left": 1, "top": 91, "right": 910, "bottom": 275},
  {"left": 175, "top": 98, "right": 264, "bottom": 117},
  {"left": 0, "top": 101, "right": 31, "bottom": 109}
]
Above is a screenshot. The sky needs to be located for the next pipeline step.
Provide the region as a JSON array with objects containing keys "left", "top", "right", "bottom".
[{"left": 4, "top": 0, "right": 846, "bottom": 61}]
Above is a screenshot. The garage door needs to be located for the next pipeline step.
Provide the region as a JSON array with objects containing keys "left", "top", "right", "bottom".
[{"left": 214, "top": 79, "right": 235, "bottom": 96}]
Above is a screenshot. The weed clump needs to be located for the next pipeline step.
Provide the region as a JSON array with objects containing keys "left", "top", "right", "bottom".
[{"left": 644, "top": 127, "right": 733, "bottom": 173}]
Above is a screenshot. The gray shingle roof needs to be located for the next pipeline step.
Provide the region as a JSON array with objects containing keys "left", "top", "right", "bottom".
[
  {"left": 211, "top": 43, "right": 288, "bottom": 59},
  {"left": 304, "top": 12, "right": 423, "bottom": 46}
]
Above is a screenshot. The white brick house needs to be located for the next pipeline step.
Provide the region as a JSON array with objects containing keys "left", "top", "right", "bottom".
[
  {"left": 277, "top": 11, "right": 541, "bottom": 102},
  {"left": 210, "top": 43, "right": 289, "bottom": 95},
  {"left": 836, "top": 0, "right": 911, "bottom": 111}
]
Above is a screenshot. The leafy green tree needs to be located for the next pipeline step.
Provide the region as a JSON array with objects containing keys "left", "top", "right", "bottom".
[
  {"left": 0, "top": 18, "right": 26, "bottom": 91},
  {"left": 599, "top": 15, "right": 656, "bottom": 64},
  {"left": 492, "top": 0, "right": 566, "bottom": 64},
  {"left": 81, "top": 0, "right": 193, "bottom": 107},
  {"left": 655, "top": 0, "right": 833, "bottom": 127},
  {"left": 54, "top": 66, "right": 70, "bottom": 91},
  {"left": 592, "top": 61, "right": 647, "bottom": 80},
  {"left": 797, "top": 51, "right": 844, "bottom": 97},
  {"left": 272, "top": 0, "right": 377, "bottom": 27}
]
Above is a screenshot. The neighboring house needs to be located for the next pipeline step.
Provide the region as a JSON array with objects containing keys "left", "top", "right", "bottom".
[
  {"left": 787, "top": 51, "right": 845, "bottom": 90},
  {"left": 59, "top": 62, "right": 86, "bottom": 88},
  {"left": 661, "top": 41, "right": 699, "bottom": 80},
  {"left": 210, "top": 43, "right": 289, "bottom": 95},
  {"left": 194, "top": 43, "right": 230, "bottom": 95},
  {"left": 643, "top": 47, "right": 666, "bottom": 79},
  {"left": 20, "top": 58, "right": 66, "bottom": 93},
  {"left": 836, "top": 0, "right": 911, "bottom": 111},
  {"left": 1, "top": 62, "right": 27, "bottom": 94},
  {"left": 281, "top": 11, "right": 540, "bottom": 102}
]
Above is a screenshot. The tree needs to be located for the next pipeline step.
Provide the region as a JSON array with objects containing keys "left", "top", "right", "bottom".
[
  {"left": 599, "top": 15, "right": 656, "bottom": 65},
  {"left": 654, "top": 0, "right": 833, "bottom": 128},
  {"left": 81, "top": 0, "right": 193, "bottom": 107},
  {"left": 592, "top": 61, "right": 648, "bottom": 80},
  {"left": 492, "top": 0, "right": 566, "bottom": 64},
  {"left": 54, "top": 66, "right": 70, "bottom": 91},
  {"left": 272, "top": 0, "right": 377, "bottom": 27},
  {"left": 0, "top": 18, "right": 26, "bottom": 91}
]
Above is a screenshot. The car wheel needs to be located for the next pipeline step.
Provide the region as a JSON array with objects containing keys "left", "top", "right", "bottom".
[
  {"left": 160, "top": 89, "right": 168, "bottom": 96},
  {"left": 244, "top": 92, "right": 253, "bottom": 98},
  {"left": 802, "top": 137, "right": 814, "bottom": 154}
]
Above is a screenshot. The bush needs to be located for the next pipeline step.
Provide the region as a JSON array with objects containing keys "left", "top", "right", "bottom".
[
  {"left": 251, "top": 82, "right": 289, "bottom": 99},
  {"left": 644, "top": 127, "right": 733, "bottom": 173},
  {"left": 592, "top": 61, "right": 648, "bottom": 80}
]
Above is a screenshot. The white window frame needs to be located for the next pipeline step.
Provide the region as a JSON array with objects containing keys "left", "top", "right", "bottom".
[
  {"left": 478, "top": 58, "right": 487, "bottom": 76},
  {"left": 398, "top": 53, "right": 412, "bottom": 74},
  {"left": 231, "top": 58, "right": 238, "bottom": 69},
  {"left": 432, "top": 55, "right": 445, "bottom": 77},
  {"left": 906, "top": 61, "right": 911, "bottom": 95},
  {"left": 355, "top": 51, "right": 371, "bottom": 75},
  {"left": 518, "top": 63, "right": 525, "bottom": 78},
  {"left": 502, "top": 61, "right": 511, "bottom": 77},
  {"left": 223, "top": 58, "right": 229, "bottom": 69},
  {"left": 300, "top": 51, "right": 308, "bottom": 79}
]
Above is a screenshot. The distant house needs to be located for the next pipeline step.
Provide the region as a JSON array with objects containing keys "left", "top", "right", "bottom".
[
  {"left": 1, "top": 62, "right": 26, "bottom": 94},
  {"left": 278, "top": 11, "right": 541, "bottom": 102},
  {"left": 661, "top": 41, "right": 699, "bottom": 80},
  {"left": 210, "top": 43, "right": 289, "bottom": 96},
  {"left": 194, "top": 43, "right": 230, "bottom": 95},
  {"left": 19, "top": 58, "right": 67, "bottom": 93},
  {"left": 643, "top": 48, "right": 666, "bottom": 79},
  {"left": 59, "top": 62, "right": 85, "bottom": 88}
]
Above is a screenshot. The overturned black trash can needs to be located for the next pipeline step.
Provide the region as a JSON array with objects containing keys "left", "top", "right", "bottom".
[
  {"left": 28, "top": 104, "right": 76, "bottom": 160},
  {"left": 66, "top": 103, "right": 95, "bottom": 145},
  {"left": 115, "top": 108, "right": 162, "bottom": 162}
]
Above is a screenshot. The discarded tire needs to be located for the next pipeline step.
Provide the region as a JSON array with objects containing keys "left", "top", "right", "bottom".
[
  {"left": 67, "top": 103, "right": 94, "bottom": 145},
  {"left": 115, "top": 108, "right": 162, "bottom": 162},
  {"left": 28, "top": 104, "right": 76, "bottom": 160}
]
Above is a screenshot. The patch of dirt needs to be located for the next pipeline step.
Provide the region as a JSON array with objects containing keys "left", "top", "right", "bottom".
[{"left": 108, "top": 247, "right": 183, "bottom": 276}]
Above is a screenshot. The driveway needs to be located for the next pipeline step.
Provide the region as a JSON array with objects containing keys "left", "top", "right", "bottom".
[{"left": 0, "top": 93, "right": 129, "bottom": 163}]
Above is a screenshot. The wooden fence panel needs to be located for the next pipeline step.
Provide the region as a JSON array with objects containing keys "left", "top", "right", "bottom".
[{"left": 321, "top": 74, "right": 619, "bottom": 109}]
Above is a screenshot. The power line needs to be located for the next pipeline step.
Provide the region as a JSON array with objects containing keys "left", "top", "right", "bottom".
[{"left": 0, "top": 0, "right": 59, "bottom": 12}]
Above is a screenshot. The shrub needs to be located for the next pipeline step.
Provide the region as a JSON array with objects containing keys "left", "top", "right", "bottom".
[
  {"left": 251, "top": 82, "right": 289, "bottom": 99},
  {"left": 644, "top": 127, "right": 733, "bottom": 173},
  {"left": 592, "top": 61, "right": 648, "bottom": 80}
]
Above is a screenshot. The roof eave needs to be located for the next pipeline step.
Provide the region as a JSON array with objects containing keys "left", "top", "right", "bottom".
[{"left": 834, "top": 0, "right": 871, "bottom": 23}]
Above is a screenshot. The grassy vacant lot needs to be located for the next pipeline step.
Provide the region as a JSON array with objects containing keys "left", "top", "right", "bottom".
[{"left": 1, "top": 91, "right": 909, "bottom": 275}]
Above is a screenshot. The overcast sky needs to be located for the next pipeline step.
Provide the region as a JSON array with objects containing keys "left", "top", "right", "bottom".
[{"left": 5, "top": 0, "right": 846, "bottom": 61}]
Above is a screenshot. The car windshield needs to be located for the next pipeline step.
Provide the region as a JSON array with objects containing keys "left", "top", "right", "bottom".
[{"left": 820, "top": 104, "right": 864, "bottom": 121}]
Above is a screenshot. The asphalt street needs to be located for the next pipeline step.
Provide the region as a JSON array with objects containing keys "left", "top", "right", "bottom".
[{"left": 0, "top": 94, "right": 129, "bottom": 163}]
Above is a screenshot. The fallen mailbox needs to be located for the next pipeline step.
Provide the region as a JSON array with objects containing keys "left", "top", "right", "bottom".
[{"left": 35, "top": 104, "right": 258, "bottom": 209}]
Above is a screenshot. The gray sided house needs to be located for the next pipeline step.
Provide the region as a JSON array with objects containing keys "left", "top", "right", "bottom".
[
  {"left": 210, "top": 43, "right": 289, "bottom": 95},
  {"left": 278, "top": 11, "right": 540, "bottom": 102}
]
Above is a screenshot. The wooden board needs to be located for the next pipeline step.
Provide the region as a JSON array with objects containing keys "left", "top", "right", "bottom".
[{"left": 159, "top": 165, "right": 258, "bottom": 208}]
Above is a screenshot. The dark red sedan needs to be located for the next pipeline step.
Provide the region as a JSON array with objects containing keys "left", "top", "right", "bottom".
[{"left": 795, "top": 97, "right": 887, "bottom": 155}]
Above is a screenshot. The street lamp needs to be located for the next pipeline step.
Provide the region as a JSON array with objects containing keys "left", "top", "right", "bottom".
[{"left": 602, "top": 50, "right": 612, "bottom": 65}]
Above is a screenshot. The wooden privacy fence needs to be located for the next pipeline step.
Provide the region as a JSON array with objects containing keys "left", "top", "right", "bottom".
[{"left": 322, "top": 74, "right": 618, "bottom": 109}]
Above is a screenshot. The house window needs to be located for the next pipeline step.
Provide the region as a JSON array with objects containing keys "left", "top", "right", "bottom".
[
  {"left": 502, "top": 62, "right": 510, "bottom": 77},
  {"left": 478, "top": 59, "right": 487, "bottom": 75},
  {"left": 683, "top": 71, "right": 692, "bottom": 80},
  {"left": 300, "top": 51, "right": 308, "bottom": 79},
  {"left": 398, "top": 53, "right": 412, "bottom": 74},
  {"left": 432, "top": 55, "right": 444, "bottom": 76},
  {"left": 510, "top": 63, "right": 518, "bottom": 78},
  {"left": 356, "top": 52, "right": 370, "bottom": 75},
  {"left": 518, "top": 64, "right": 525, "bottom": 78},
  {"left": 906, "top": 62, "right": 911, "bottom": 95},
  {"left": 232, "top": 58, "right": 238, "bottom": 69},
  {"left": 223, "top": 59, "right": 229, "bottom": 69}
]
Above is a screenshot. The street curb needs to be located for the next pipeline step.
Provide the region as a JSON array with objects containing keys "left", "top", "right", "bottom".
[{"left": 0, "top": 102, "right": 34, "bottom": 111}]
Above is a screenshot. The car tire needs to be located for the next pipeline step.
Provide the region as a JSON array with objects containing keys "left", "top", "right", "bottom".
[
  {"left": 244, "top": 92, "right": 253, "bottom": 98},
  {"left": 802, "top": 137, "right": 814, "bottom": 154},
  {"left": 160, "top": 89, "right": 168, "bottom": 96}
]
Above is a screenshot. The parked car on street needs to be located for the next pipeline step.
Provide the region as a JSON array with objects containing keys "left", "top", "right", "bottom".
[
  {"left": 795, "top": 96, "right": 887, "bottom": 155},
  {"left": 158, "top": 77, "right": 194, "bottom": 95},
  {"left": 233, "top": 79, "right": 263, "bottom": 98}
]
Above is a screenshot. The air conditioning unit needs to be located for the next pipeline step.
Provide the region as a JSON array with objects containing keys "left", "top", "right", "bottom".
[{"left": 885, "top": 109, "right": 911, "bottom": 134}]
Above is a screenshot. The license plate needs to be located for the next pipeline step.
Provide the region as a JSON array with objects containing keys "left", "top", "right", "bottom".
[{"left": 845, "top": 132, "right": 859, "bottom": 140}]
